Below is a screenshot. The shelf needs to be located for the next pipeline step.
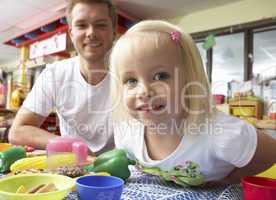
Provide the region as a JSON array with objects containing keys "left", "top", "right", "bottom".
[
  {"left": 4, "top": 14, "right": 134, "bottom": 48},
  {"left": 229, "top": 99, "right": 263, "bottom": 119}
]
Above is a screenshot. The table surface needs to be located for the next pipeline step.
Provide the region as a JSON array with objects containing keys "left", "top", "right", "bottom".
[
  {"left": 64, "top": 167, "right": 243, "bottom": 200},
  {"left": 0, "top": 156, "right": 243, "bottom": 200}
]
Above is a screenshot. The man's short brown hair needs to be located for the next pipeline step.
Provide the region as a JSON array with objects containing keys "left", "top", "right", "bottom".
[{"left": 66, "top": 0, "right": 117, "bottom": 30}]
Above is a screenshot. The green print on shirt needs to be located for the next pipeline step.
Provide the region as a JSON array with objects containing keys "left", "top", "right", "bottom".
[{"left": 137, "top": 161, "right": 204, "bottom": 187}]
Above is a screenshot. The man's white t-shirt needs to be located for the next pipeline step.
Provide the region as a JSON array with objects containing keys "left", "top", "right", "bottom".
[
  {"left": 23, "top": 56, "right": 113, "bottom": 152},
  {"left": 114, "top": 112, "right": 257, "bottom": 181}
]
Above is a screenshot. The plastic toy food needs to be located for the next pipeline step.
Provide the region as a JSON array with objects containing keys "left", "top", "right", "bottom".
[
  {"left": 0, "top": 146, "right": 26, "bottom": 173},
  {"left": 16, "top": 183, "right": 57, "bottom": 194},
  {"left": 89, "top": 149, "right": 136, "bottom": 180}
]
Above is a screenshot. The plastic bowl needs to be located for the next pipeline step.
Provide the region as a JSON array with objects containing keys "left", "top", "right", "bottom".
[
  {"left": 76, "top": 175, "right": 124, "bottom": 200},
  {"left": 0, "top": 173, "right": 75, "bottom": 200},
  {"left": 242, "top": 176, "right": 276, "bottom": 200}
]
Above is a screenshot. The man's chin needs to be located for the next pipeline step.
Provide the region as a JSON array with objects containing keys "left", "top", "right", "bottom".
[{"left": 82, "top": 53, "right": 105, "bottom": 63}]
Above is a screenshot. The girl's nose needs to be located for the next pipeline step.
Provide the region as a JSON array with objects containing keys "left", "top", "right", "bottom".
[{"left": 137, "top": 84, "right": 154, "bottom": 101}]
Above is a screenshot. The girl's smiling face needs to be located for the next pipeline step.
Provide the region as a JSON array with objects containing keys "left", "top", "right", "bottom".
[{"left": 116, "top": 33, "right": 186, "bottom": 126}]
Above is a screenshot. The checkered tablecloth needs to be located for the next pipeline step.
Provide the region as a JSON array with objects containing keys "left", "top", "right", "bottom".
[{"left": 65, "top": 167, "right": 243, "bottom": 200}]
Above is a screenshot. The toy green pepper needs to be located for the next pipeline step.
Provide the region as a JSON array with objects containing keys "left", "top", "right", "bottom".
[
  {"left": 0, "top": 146, "right": 26, "bottom": 173},
  {"left": 89, "top": 149, "right": 136, "bottom": 180}
]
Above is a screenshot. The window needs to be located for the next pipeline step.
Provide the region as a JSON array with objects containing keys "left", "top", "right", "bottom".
[
  {"left": 211, "top": 33, "right": 244, "bottom": 95},
  {"left": 253, "top": 29, "right": 276, "bottom": 81},
  {"left": 192, "top": 19, "right": 276, "bottom": 97},
  {"left": 196, "top": 42, "right": 207, "bottom": 73}
]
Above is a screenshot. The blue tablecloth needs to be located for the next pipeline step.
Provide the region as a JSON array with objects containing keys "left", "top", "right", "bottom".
[{"left": 65, "top": 167, "right": 243, "bottom": 200}]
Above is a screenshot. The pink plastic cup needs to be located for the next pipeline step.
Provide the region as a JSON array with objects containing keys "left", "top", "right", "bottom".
[
  {"left": 46, "top": 136, "right": 88, "bottom": 165},
  {"left": 46, "top": 137, "right": 83, "bottom": 153},
  {"left": 72, "top": 141, "right": 88, "bottom": 165}
]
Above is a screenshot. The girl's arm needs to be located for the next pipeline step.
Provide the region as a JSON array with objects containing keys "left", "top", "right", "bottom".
[{"left": 220, "top": 129, "right": 276, "bottom": 184}]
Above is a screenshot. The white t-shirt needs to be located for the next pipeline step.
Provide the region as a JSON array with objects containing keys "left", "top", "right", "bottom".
[
  {"left": 23, "top": 56, "right": 113, "bottom": 152},
  {"left": 114, "top": 112, "right": 257, "bottom": 181}
]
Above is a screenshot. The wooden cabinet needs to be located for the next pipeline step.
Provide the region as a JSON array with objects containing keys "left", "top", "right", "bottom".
[{"left": 229, "top": 99, "right": 263, "bottom": 119}]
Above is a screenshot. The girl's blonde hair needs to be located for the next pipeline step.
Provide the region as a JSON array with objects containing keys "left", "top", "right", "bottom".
[{"left": 110, "top": 20, "right": 215, "bottom": 125}]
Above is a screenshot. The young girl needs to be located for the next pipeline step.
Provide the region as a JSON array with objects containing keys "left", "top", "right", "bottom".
[{"left": 109, "top": 20, "right": 276, "bottom": 185}]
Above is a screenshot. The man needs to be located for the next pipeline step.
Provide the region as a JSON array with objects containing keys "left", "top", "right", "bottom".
[{"left": 9, "top": 0, "right": 116, "bottom": 153}]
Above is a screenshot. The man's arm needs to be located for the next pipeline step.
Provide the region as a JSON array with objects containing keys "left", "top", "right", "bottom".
[{"left": 8, "top": 108, "right": 58, "bottom": 149}]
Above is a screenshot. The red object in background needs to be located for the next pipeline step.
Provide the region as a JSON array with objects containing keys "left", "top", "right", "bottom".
[
  {"left": 242, "top": 176, "right": 276, "bottom": 200},
  {"left": 213, "top": 94, "right": 225, "bottom": 104},
  {"left": 269, "top": 113, "right": 276, "bottom": 120},
  {"left": 40, "top": 113, "right": 60, "bottom": 135},
  {"left": 4, "top": 14, "right": 133, "bottom": 48},
  {"left": 24, "top": 145, "right": 35, "bottom": 152},
  {"left": 0, "top": 81, "right": 7, "bottom": 107}
]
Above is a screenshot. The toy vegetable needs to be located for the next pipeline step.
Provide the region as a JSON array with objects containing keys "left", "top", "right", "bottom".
[
  {"left": 86, "top": 149, "right": 135, "bottom": 180},
  {"left": 0, "top": 146, "right": 26, "bottom": 173}
]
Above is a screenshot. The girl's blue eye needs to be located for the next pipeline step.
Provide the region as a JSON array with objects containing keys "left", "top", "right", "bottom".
[
  {"left": 125, "top": 78, "right": 138, "bottom": 87},
  {"left": 153, "top": 72, "right": 170, "bottom": 81}
]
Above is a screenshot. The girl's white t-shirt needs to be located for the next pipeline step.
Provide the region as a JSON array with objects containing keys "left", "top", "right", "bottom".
[{"left": 114, "top": 112, "right": 257, "bottom": 181}]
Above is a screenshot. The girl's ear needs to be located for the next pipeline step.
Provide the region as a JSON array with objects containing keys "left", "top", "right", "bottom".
[
  {"left": 113, "top": 30, "right": 117, "bottom": 41},
  {"left": 69, "top": 27, "right": 73, "bottom": 40}
]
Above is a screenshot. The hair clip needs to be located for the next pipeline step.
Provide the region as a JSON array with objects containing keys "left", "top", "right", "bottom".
[{"left": 170, "top": 31, "right": 181, "bottom": 43}]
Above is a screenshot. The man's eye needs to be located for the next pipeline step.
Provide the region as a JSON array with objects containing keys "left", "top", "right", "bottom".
[
  {"left": 124, "top": 78, "right": 138, "bottom": 87},
  {"left": 153, "top": 72, "right": 170, "bottom": 81},
  {"left": 75, "top": 24, "right": 86, "bottom": 28},
  {"left": 96, "top": 23, "right": 107, "bottom": 28}
]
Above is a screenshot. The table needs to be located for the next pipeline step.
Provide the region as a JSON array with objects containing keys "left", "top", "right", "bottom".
[{"left": 65, "top": 167, "right": 243, "bottom": 200}]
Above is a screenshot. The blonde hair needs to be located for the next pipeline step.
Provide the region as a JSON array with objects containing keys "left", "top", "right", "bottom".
[{"left": 110, "top": 20, "right": 215, "bottom": 125}]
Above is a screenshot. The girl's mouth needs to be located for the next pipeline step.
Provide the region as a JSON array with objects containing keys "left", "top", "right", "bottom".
[{"left": 137, "top": 104, "right": 165, "bottom": 112}]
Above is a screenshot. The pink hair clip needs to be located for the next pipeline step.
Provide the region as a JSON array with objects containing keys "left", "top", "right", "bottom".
[{"left": 170, "top": 31, "right": 181, "bottom": 43}]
